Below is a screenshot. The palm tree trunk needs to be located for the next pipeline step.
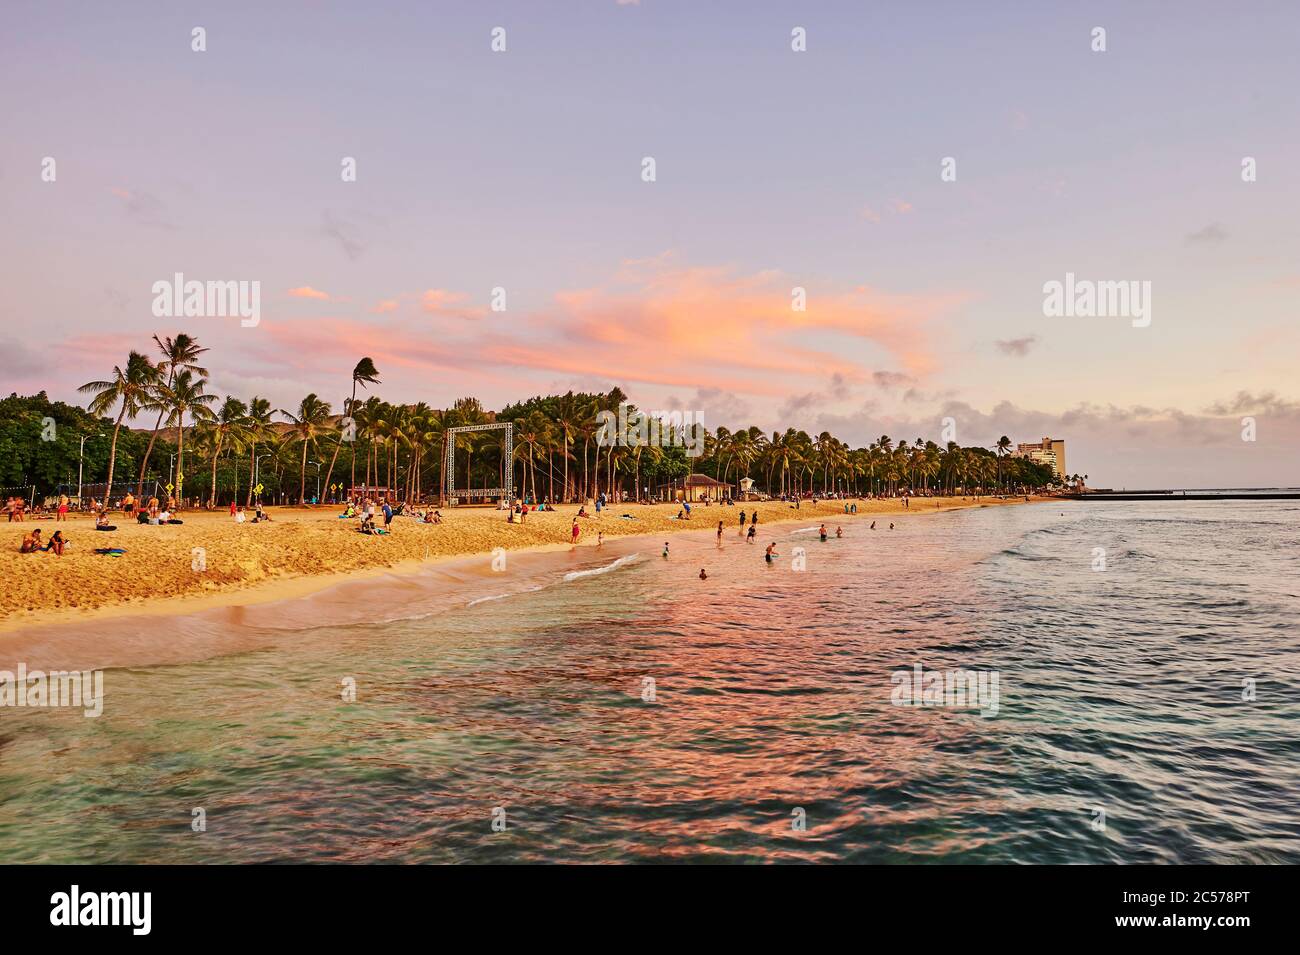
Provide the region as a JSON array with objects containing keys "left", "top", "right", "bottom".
[
  {"left": 299, "top": 441, "right": 309, "bottom": 505},
  {"left": 246, "top": 441, "right": 257, "bottom": 506},
  {"left": 209, "top": 434, "right": 223, "bottom": 508}
]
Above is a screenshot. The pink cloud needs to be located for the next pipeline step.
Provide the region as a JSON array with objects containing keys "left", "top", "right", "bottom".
[
  {"left": 420, "top": 288, "right": 486, "bottom": 320},
  {"left": 287, "top": 286, "right": 331, "bottom": 301},
  {"left": 370, "top": 299, "right": 400, "bottom": 314}
]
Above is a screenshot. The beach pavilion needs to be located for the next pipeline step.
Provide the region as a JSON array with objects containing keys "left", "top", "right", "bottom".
[{"left": 662, "top": 473, "right": 730, "bottom": 503}]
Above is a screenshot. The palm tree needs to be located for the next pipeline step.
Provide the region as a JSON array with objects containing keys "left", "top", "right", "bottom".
[
  {"left": 279, "top": 395, "right": 333, "bottom": 505},
  {"left": 322, "top": 357, "right": 381, "bottom": 503},
  {"left": 158, "top": 369, "right": 217, "bottom": 507},
  {"left": 243, "top": 397, "right": 276, "bottom": 506},
  {"left": 79, "top": 351, "right": 157, "bottom": 511},
  {"left": 994, "top": 435, "right": 1013, "bottom": 493},
  {"left": 136, "top": 334, "right": 208, "bottom": 500},
  {"left": 199, "top": 397, "right": 248, "bottom": 508}
]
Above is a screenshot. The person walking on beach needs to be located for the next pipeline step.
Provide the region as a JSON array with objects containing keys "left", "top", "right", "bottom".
[
  {"left": 717, "top": 520, "right": 724, "bottom": 543},
  {"left": 382, "top": 500, "right": 393, "bottom": 528},
  {"left": 57, "top": 495, "right": 69, "bottom": 522},
  {"left": 662, "top": 542, "right": 670, "bottom": 559},
  {"left": 571, "top": 518, "right": 581, "bottom": 545}
]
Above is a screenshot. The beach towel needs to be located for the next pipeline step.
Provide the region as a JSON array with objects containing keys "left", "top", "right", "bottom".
[{"left": 93, "top": 547, "right": 126, "bottom": 556}]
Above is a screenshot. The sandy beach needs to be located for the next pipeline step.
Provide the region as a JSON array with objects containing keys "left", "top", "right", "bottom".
[{"left": 0, "top": 496, "right": 1045, "bottom": 634}]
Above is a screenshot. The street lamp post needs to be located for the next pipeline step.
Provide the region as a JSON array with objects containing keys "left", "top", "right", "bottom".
[
  {"left": 77, "top": 433, "right": 91, "bottom": 504},
  {"left": 255, "top": 454, "right": 271, "bottom": 501}
]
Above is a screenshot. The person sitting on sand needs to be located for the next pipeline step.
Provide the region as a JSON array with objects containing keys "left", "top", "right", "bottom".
[
  {"left": 20, "top": 529, "right": 42, "bottom": 553},
  {"left": 95, "top": 512, "right": 117, "bottom": 531},
  {"left": 42, "top": 530, "right": 67, "bottom": 556},
  {"left": 235, "top": 506, "right": 246, "bottom": 524},
  {"left": 765, "top": 542, "right": 778, "bottom": 563},
  {"left": 577, "top": 505, "right": 588, "bottom": 518}
]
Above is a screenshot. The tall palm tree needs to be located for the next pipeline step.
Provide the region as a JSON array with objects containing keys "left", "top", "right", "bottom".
[
  {"left": 157, "top": 369, "right": 217, "bottom": 507},
  {"left": 79, "top": 351, "right": 157, "bottom": 511},
  {"left": 136, "top": 333, "right": 208, "bottom": 500},
  {"left": 279, "top": 394, "right": 333, "bottom": 505},
  {"left": 994, "top": 435, "right": 1013, "bottom": 493},
  {"left": 322, "top": 357, "right": 381, "bottom": 503},
  {"left": 199, "top": 396, "right": 248, "bottom": 508}
]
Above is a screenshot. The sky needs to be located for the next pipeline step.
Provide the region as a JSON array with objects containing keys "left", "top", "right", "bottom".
[{"left": 2, "top": 0, "right": 1298, "bottom": 488}]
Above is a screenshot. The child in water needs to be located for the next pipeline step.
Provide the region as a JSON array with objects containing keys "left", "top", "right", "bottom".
[
  {"left": 836, "top": 526, "right": 843, "bottom": 538},
  {"left": 819, "top": 523, "right": 827, "bottom": 541},
  {"left": 699, "top": 568, "right": 707, "bottom": 580},
  {"left": 662, "top": 542, "right": 669, "bottom": 559}
]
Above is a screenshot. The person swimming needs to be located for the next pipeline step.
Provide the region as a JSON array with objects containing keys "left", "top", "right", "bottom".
[
  {"left": 889, "top": 522, "right": 894, "bottom": 530},
  {"left": 699, "top": 568, "right": 707, "bottom": 580},
  {"left": 765, "top": 542, "right": 778, "bottom": 563}
]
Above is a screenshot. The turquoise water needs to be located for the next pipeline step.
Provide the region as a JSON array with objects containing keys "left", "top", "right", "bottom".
[{"left": 1, "top": 501, "right": 1297, "bottom": 863}]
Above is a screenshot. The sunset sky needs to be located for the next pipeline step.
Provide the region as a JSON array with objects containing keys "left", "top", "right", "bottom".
[{"left": 2, "top": 0, "right": 1298, "bottom": 487}]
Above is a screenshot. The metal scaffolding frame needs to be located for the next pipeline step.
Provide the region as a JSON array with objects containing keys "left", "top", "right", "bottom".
[{"left": 444, "top": 422, "right": 513, "bottom": 502}]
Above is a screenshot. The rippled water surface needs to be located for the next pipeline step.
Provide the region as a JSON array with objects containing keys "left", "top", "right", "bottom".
[{"left": 1, "top": 501, "right": 1297, "bottom": 863}]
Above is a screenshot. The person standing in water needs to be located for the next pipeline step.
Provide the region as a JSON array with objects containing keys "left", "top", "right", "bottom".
[
  {"left": 746, "top": 524, "right": 757, "bottom": 543},
  {"left": 717, "top": 520, "right": 724, "bottom": 543},
  {"left": 836, "top": 526, "right": 843, "bottom": 538},
  {"left": 662, "top": 542, "right": 670, "bottom": 559},
  {"left": 765, "top": 542, "right": 778, "bottom": 564},
  {"left": 819, "top": 523, "right": 827, "bottom": 541},
  {"left": 699, "top": 568, "right": 708, "bottom": 580}
]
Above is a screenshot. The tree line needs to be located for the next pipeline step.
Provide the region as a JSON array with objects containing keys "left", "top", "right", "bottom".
[{"left": 4, "top": 333, "right": 1062, "bottom": 508}]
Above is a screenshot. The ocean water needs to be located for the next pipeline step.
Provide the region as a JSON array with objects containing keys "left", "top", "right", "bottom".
[{"left": 1, "top": 500, "right": 1297, "bottom": 863}]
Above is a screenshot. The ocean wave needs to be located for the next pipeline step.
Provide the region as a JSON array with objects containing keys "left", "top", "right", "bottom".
[
  {"left": 562, "top": 552, "right": 646, "bottom": 582},
  {"left": 466, "top": 585, "right": 545, "bottom": 607}
]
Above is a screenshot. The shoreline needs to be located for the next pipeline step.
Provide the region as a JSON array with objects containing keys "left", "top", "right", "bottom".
[{"left": 2, "top": 496, "right": 1048, "bottom": 647}]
